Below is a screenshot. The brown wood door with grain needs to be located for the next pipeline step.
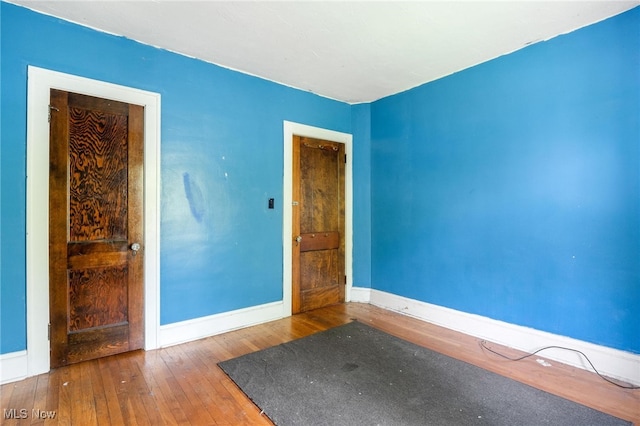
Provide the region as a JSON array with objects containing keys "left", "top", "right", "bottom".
[
  {"left": 292, "top": 135, "right": 345, "bottom": 313},
  {"left": 49, "top": 89, "right": 144, "bottom": 368}
]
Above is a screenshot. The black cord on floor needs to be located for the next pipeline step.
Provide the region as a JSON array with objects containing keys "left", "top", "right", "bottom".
[{"left": 479, "top": 340, "right": 640, "bottom": 390}]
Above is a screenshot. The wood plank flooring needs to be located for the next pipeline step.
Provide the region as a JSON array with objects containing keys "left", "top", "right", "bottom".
[{"left": 2, "top": 303, "right": 638, "bottom": 425}]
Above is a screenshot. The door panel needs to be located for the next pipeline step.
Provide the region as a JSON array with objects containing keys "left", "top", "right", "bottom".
[
  {"left": 292, "top": 136, "right": 345, "bottom": 313},
  {"left": 49, "top": 89, "right": 144, "bottom": 368}
]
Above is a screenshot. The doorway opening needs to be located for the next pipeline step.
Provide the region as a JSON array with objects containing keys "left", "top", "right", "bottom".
[
  {"left": 26, "top": 66, "right": 161, "bottom": 376},
  {"left": 282, "top": 121, "right": 353, "bottom": 317}
]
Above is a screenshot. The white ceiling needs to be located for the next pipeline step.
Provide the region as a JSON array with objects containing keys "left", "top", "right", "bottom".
[{"left": 8, "top": 1, "right": 639, "bottom": 103}]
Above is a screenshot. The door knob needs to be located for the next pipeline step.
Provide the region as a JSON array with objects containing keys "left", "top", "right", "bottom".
[{"left": 130, "top": 242, "right": 141, "bottom": 255}]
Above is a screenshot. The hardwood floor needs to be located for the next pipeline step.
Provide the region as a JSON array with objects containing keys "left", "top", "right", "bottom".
[{"left": 2, "top": 303, "right": 638, "bottom": 425}]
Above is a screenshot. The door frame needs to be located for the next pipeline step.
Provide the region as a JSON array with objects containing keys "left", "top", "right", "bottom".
[
  {"left": 282, "top": 121, "right": 353, "bottom": 317},
  {"left": 26, "top": 66, "right": 161, "bottom": 376}
]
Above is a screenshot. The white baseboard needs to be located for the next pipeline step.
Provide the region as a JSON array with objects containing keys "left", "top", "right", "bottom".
[
  {"left": 0, "top": 302, "right": 285, "bottom": 385},
  {"left": 364, "top": 288, "right": 640, "bottom": 386},
  {"left": 4, "top": 290, "right": 637, "bottom": 387},
  {"left": 159, "top": 301, "right": 285, "bottom": 348},
  {"left": 0, "top": 351, "right": 28, "bottom": 385},
  {"left": 350, "top": 286, "right": 372, "bottom": 303}
]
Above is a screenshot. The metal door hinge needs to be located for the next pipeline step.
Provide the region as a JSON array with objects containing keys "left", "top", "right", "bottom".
[
  {"left": 48, "top": 105, "right": 59, "bottom": 123},
  {"left": 48, "top": 323, "right": 51, "bottom": 340},
  {"left": 292, "top": 201, "right": 299, "bottom": 206}
]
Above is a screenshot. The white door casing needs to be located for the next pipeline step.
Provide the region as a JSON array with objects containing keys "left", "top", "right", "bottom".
[
  {"left": 26, "top": 66, "right": 161, "bottom": 376},
  {"left": 282, "top": 121, "right": 353, "bottom": 317}
]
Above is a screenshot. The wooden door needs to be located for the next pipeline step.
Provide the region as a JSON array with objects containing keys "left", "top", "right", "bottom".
[
  {"left": 49, "top": 89, "right": 144, "bottom": 368},
  {"left": 292, "top": 135, "right": 346, "bottom": 314}
]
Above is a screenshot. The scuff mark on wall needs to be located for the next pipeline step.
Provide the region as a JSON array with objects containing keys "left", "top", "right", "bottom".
[{"left": 183, "top": 172, "right": 205, "bottom": 222}]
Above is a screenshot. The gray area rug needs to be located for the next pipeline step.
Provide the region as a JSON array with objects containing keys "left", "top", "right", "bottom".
[{"left": 218, "top": 321, "right": 630, "bottom": 425}]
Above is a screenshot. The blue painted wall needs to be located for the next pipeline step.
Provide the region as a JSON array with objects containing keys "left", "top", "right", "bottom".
[
  {"left": 371, "top": 8, "right": 640, "bottom": 353},
  {"left": 1, "top": 2, "right": 637, "bottom": 357},
  {"left": 352, "top": 103, "right": 373, "bottom": 289},
  {"left": 0, "top": 3, "right": 360, "bottom": 353}
]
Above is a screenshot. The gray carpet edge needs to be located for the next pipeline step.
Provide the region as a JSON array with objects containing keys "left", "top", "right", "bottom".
[{"left": 218, "top": 321, "right": 630, "bottom": 426}]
